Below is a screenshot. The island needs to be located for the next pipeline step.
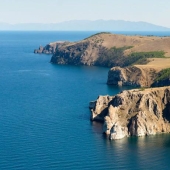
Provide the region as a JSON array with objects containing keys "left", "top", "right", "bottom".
[{"left": 34, "top": 32, "right": 170, "bottom": 140}]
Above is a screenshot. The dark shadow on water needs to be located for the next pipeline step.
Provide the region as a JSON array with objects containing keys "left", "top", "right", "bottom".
[
  {"left": 107, "top": 84, "right": 134, "bottom": 90},
  {"left": 97, "top": 82, "right": 108, "bottom": 85},
  {"left": 102, "top": 133, "right": 110, "bottom": 140},
  {"left": 90, "top": 121, "right": 103, "bottom": 134}
]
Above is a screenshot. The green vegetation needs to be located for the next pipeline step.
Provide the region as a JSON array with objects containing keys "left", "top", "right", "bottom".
[
  {"left": 155, "top": 68, "right": 170, "bottom": 81},
  {"left": 95, "top": 47, "right": 166, "bottom": 68},
  {"left": 95, "top": 46, "right": 133, "bottom": 67},
  {"left": 124, "top": 51, "right": 165, "bottom": 66},
  {"left": 139, "top": 87, "right": 147, "bottom": 91}
]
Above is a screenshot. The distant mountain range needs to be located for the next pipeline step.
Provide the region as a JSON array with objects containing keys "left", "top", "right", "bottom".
[{"left": 0, "top": 20, "right": 170, "bottom": 31}]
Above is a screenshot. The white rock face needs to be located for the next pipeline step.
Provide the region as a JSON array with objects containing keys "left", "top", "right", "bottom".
[
  {"left": 90, "top": 95, "right": 113, "bottom": 121},
  {"left": 90, "top": 87, "right": 170, "bottom": 140},
  {"left": 110, "top": 123, "right": 128, "bottom": 140}
]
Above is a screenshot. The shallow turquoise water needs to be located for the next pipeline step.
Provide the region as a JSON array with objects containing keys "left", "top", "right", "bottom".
[{"left": 0, "top": 31, "right": 170, "bottom": 170}]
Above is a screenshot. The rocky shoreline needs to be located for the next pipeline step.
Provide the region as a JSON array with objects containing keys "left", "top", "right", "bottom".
[
  {"left": 89, "top": 87, "right": 170, "bottom": 140},
  {"left": 34, "top": 41, "right": 69, "bottom": 54},
  {"left": 34, "top": 33, "right": 170, "bottom": 88},
  {"left": 34, "top": 33, "right": 170, "bottom": 67},
  {"left": 107, "top": 66, "right": 156, "bottom": 87},
  {"left": 34, "top": 33, "right": 170, "bottom": 140}
]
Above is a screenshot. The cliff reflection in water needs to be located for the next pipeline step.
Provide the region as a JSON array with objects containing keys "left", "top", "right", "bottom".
[{"left": 101, "top": 134, "right": 170, "bottom": 169}]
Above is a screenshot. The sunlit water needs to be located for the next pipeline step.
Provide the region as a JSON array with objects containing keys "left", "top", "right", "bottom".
[{"left": 0, "top": 31, "right": 170, "bottom": 170}]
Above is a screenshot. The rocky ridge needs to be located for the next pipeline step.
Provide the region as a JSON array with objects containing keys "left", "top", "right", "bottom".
[{"left": 90, "top": 86, "right": 170, "bottom": 140}]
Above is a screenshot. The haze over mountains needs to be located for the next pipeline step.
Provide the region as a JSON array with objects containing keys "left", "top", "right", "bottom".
[{"left": 0, "top": 20, "right": 170, "bottom": 31}]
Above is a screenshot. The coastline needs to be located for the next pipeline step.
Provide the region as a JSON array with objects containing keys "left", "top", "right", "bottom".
[{"left": 34, "top": 32, "right": 170, "bottom": 140}]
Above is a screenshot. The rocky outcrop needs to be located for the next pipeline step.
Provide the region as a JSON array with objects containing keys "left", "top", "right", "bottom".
[
  {"left": 90, "top": 86, "right": 170, "bottom": 140},
  {"left": 50, "top": 41, "right": 98, "bottom": 66},
  {"left": 90, "top": 96, "right": 114, "bottom": 122},
  {"left": 34, "top": 41, "right": 69, "bottom": 54},
  {"left": 107, "top": 66, "right": 157, "bottom": 87}
]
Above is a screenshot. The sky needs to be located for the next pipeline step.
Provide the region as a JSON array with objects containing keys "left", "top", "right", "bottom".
[{"left": 0, "top": 0, "right": 170, "bottom": 28}]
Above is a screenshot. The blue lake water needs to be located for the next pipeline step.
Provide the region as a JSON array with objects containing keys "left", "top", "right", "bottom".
[{"left": 0, "top": 31, "right": 170, "bottom": 170}]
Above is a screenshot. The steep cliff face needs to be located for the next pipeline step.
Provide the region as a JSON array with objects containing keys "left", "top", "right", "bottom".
[
  {"left": 90, "top": 87, "right": 170, "bottom": 140},
  {"left": 107, "top": 66, "right": 170, "bottom": 87},
  {"left": 107, "top": 66, "right": 157, "bottom": 87},
  {"left": 34, "top": 41, "right": 69, "bottom": 54},
  {"left": 50, "top": 41, "right": 99, "bottom": 66}
]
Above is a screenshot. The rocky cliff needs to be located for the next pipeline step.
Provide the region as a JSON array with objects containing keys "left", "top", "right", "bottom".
[
  {"left": 90, "top": 86, "right": 170, "bottom": 140},
  {"left": 34, "top": 41, "right": 69, "bottom": 54},
  {"left": 34, "top": 33, "right": 170, "bottom": 67},
  {"left": 50, "top": 41, "right": 98, "bottom": 66},
  {"left": 107, "top": 65, "right": 170, "bottom": 87},
  {"left": 107, "top": 66, "right": 157, "bottom": 87}
]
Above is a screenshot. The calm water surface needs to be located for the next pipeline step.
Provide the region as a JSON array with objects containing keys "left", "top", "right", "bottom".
[{"left": 0, "top": 31, "right": 170, "bottom": 170}]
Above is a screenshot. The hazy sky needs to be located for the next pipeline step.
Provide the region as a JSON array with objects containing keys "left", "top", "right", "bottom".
[{"left": 0, "top": 0, "right": 170, "bottom": 27}]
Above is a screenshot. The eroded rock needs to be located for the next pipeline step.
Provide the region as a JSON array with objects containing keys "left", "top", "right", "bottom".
[
  {"left": 107, "top": 66, "right": 157, "bottom": 87},
  {"left": 90, "top": 86, "right": 170, "bottom": 140}
]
